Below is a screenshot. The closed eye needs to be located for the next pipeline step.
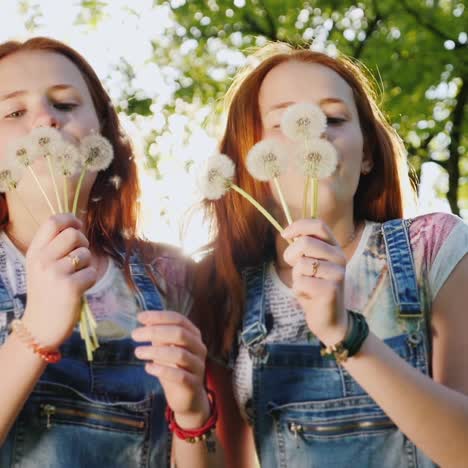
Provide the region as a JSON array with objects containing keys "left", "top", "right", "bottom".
[
  {"left": 53, "top": 102, "right": 78, "bottom": 111},
  {"left": 327, "top": 117, "right": 346, "bottom": 125}
]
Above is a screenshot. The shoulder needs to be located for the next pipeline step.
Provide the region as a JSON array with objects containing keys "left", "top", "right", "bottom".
[{"left": 408, "top": 212, "right": 467, "bottom": 267}]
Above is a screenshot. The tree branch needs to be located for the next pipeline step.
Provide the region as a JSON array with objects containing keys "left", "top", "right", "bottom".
[
  {"left": 446, "top": 77, "right": 467, "bottom": 215},
  {"left": 400, "top": 0, "right": 463, "bottom": 49}
]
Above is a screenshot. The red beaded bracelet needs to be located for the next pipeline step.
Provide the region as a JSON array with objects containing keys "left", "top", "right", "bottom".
[
  {"left": 165, "top": 389, "right": 218, "bottom": 443},
  {"left": 10, "top": 319, "right": 62, "bottom": 364}
]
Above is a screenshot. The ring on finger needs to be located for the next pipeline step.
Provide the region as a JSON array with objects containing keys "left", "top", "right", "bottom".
[
  {"left": 67, "top": 254, "right": 80, "bottom": 271},
  {"left": 310, "top": 258, "right": 320, "bottom": 277}
]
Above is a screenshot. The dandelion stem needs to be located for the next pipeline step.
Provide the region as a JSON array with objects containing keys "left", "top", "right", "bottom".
[
  {"left": 80, "top": 306, "right": 93, "bottom": 361},
  {"left": 230, "top": 183, "right": 291, "bottom": 244},
  {"left": 14, "top": 192, "right": 40, "bottom": 227},
  {"left": 273, "top": 177, "right": 293, "bottom": 225},
  {"left": 302, "top": 176, "right": 310, "bottom": 219},
  {"left": 72, "top": 168, "right": 87, "bottom": 216},
  {"left": 310, "top": 177, "right": 318, "bottom": 218},
  {"left": 63, "top": 177, "right": 69, "bottom": 213},
  {"left": 46, "top": 155, "right": 63, "bottom": 213},
  {"left": 28, "top": 166, "right": 56, "bottom": 214}
]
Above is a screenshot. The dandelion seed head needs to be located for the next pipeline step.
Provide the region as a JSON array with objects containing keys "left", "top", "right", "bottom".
[
  {"left": 295, "top": 138, "right": 338, "bottom": 179},
  {"left": 246, "top": 139, "right": 288, "bottom": 181},
  {"left": 29, "top": 127, "right": 63, "bottom": 158},
  {"left": 197, "top": 153, "right": 235, "bottom": 200},
  {"left": 6, "top": 137, "right": 37, "bottom": 167},
  {"left": 281, "top": 102, "right": 327, "bottom": 141},
  {"left": 80, "top": 134, "right": 114, "bottom": 172},
  {"left": 52, "top": 142, "right": 81, "bottom": 177},
  {"left": 0, "top": 166, "right": 21, "bottom": 192}
]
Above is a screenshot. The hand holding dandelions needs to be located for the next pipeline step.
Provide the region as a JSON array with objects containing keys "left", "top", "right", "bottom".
[
  {"left": 282, "top": 218, "right": 349, "bottom": 346},
  {"left": 21, "top": 214, "right": 97, "bottom": 350},
  {"left": 1, "top": 128, "right": 114, "bottom": 360},
  {"left": 132, "top": 311, "right": 210, "bottom": 428}
]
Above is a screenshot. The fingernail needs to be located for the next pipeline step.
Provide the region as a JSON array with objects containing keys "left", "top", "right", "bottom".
[{"left": 131, "top": 329, "right": 142, "bottom": 341}]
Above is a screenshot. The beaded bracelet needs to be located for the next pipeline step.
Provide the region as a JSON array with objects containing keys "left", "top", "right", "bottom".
[
  {"left": 320, "top": 311, "right": 369, "bottom": 364},
  {"left": 10, "top": 319, "right": 62, "bottom": 364},
  {"left": 166, "top": 389, "right": 217, "bottom": 443}
]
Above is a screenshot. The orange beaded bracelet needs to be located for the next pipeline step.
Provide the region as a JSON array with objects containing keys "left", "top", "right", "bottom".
[{"left": 10, "top": 319, "right": 62, "bottom": 364}]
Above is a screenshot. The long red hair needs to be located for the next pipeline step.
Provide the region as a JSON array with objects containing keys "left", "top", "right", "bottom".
[
  {"left": 193, "top": 42, "right": 415, "bottom": 358},
  {"left": 0, "top": 37, "right": 140, "bottom": 267}
]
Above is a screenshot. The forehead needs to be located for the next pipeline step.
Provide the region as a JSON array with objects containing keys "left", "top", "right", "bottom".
[
  {"left": 259, "top": 60, "right": 356, "bottom": 113},
  {"left": 0, "top": 50, "right": 89, "bottom": 94}
]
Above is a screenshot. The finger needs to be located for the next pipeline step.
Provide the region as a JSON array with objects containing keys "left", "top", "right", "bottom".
[
  {"left": 292, "top": 257, "right": 345, "bottom": 282},
  {"left": 135, "top": 345, "right": 205, "bottom": 376},
  {"left": 68, "top": 266, "right": 98, "bottom": 295},
  {"left": 284, "top": 236, "right": 346, "bottom": 266},
  {"left": 282, "top": 218, "right": 337, "bottom": 244},
  {"left": 28, "top": 214, "right": 83, "bottom": 253},
  {"left": 57, "top": 247, "right": 92, "bottom": 274},
  {"left": 144, "top": 363, "right": 199, "bottom": 388},
  {"left": 44, "top": 228, "right": 89, "bottom": 261},
  {"left": 132, "top": 325, "right": 207, "bottom": 360},
  {"left": 292, "top": 276, "right": 338, "bottom": 301},
  {"left": 137, "top": 311, "right": 201, "bottom": 338}
]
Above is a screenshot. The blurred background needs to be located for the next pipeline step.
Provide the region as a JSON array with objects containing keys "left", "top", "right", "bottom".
[{"left": 1, "top": 0, "right": 466, "bottom": 253}]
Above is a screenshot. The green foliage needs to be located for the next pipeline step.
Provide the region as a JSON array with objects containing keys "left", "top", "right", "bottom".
[{"left": 159, "top": 0, "right": 467, "bottom": 214}]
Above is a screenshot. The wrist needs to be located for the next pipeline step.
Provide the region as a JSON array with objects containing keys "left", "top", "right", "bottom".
[
  {"left": 173, "top": 389, "right": 211, "bottom": 430},
  {"left": 318, "top": 311, "right": 350, "bottom": 347},
  {"left": 167, "top": 389, "right": 218, "bottom": 443}
]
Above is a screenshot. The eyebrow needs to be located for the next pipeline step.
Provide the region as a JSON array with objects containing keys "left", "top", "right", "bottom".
[
  {"left": 266, "top": 97, "right": 348, "bottom": 114},
  {"left": 0, "top": 84, "right": 78, "bottom": 102}
]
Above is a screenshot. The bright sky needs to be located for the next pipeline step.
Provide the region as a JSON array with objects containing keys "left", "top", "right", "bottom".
[{"left": 0, "top": 0, "right": 458, "bottom": 254}]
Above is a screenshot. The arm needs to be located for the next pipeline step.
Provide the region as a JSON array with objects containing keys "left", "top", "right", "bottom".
[
  {"left": 0, "top": 215, "right": 96, "bottom": 444},
  {"left": 283, "top": 219, "right": 468, "bottom": 468},
  {"left": 132, "top": 312, "right": 225, "bottom": 468},
  {"left": 340, "top": 255, "right": 468, "bottom": 466}
]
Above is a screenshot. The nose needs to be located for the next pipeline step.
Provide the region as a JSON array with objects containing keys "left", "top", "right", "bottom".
[{"left": 32, "top": 102, "right": 60, "bottom": 129}]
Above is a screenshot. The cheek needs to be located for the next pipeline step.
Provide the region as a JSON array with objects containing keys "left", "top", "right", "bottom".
[
  {"left": 66, "top": 107, "right": 100, "bottom": 139},
  {"left": 0, "top": 126, "right": 27, "bottom": 161}
]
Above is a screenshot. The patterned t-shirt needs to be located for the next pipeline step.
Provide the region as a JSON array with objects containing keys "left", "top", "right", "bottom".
[
  {"left": 0, "top": 234, "right": 193, "bottom": 344},
  {"left": 232, "top": 213, "right": 468, "bottom": 419}
]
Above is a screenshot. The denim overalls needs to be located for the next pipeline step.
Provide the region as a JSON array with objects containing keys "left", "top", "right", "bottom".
[
  {"left": 239, "top": 220, "right": 437, "bottom": 467},
  {"left": 0, "top": 250, "right": 172, "bottom": 468}
]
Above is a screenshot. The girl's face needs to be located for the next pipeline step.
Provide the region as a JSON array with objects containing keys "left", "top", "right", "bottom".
[
  {"left": 258, "top": 60, "right": 373, "bottom": 220},
  {"left": 0, "top": 50, "right": 100, "bottom": 199}
]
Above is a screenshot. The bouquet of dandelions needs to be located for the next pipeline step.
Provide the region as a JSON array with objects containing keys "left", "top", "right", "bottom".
[
  {"left": 0, "top": 128, "right": 114, "bottom": 361},
  {"left": 280, "top": 102, "right": 338, "bottom": 219},
  {"left": 197, "top": 102, "right": 337, "bottom": 238}
]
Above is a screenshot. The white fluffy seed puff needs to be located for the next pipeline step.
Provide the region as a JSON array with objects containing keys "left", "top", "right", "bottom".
[
  {"left": 246, "top": 139, "right": 289, "bottom": 181},
  {"left": 295, "top": 138, "right": 338, "bottom": 179},
  {"left": 197, "top": 153, "right": 235, "bottom": 200},
  {"left": 281, "top": 102, "right": 327, "bottom": 141},
  {"left": 0, "top": 165, "right": 22, "bottom": 192},
  {"left": 52, "top": 141, "right": 81, "bottom": 177},
  {"left": 79, "top": 134, "right": 114, "bottom": 172},
  {"left": 5, "top": 136, "right": 38, "bottom": 168},
  {"left": 29, "top": 127, "right": 63, "bottom": 158}
]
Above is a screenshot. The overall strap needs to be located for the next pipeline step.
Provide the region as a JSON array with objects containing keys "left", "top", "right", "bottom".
[
  {"left": 382, "top": 219, "right": 422, "bottom": 318},
  {"left": 118, "top": 248, "right": 164, "bottom": 311},
  {"left": 240, "top": 264, "right": 268, "bottom": 349}
]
